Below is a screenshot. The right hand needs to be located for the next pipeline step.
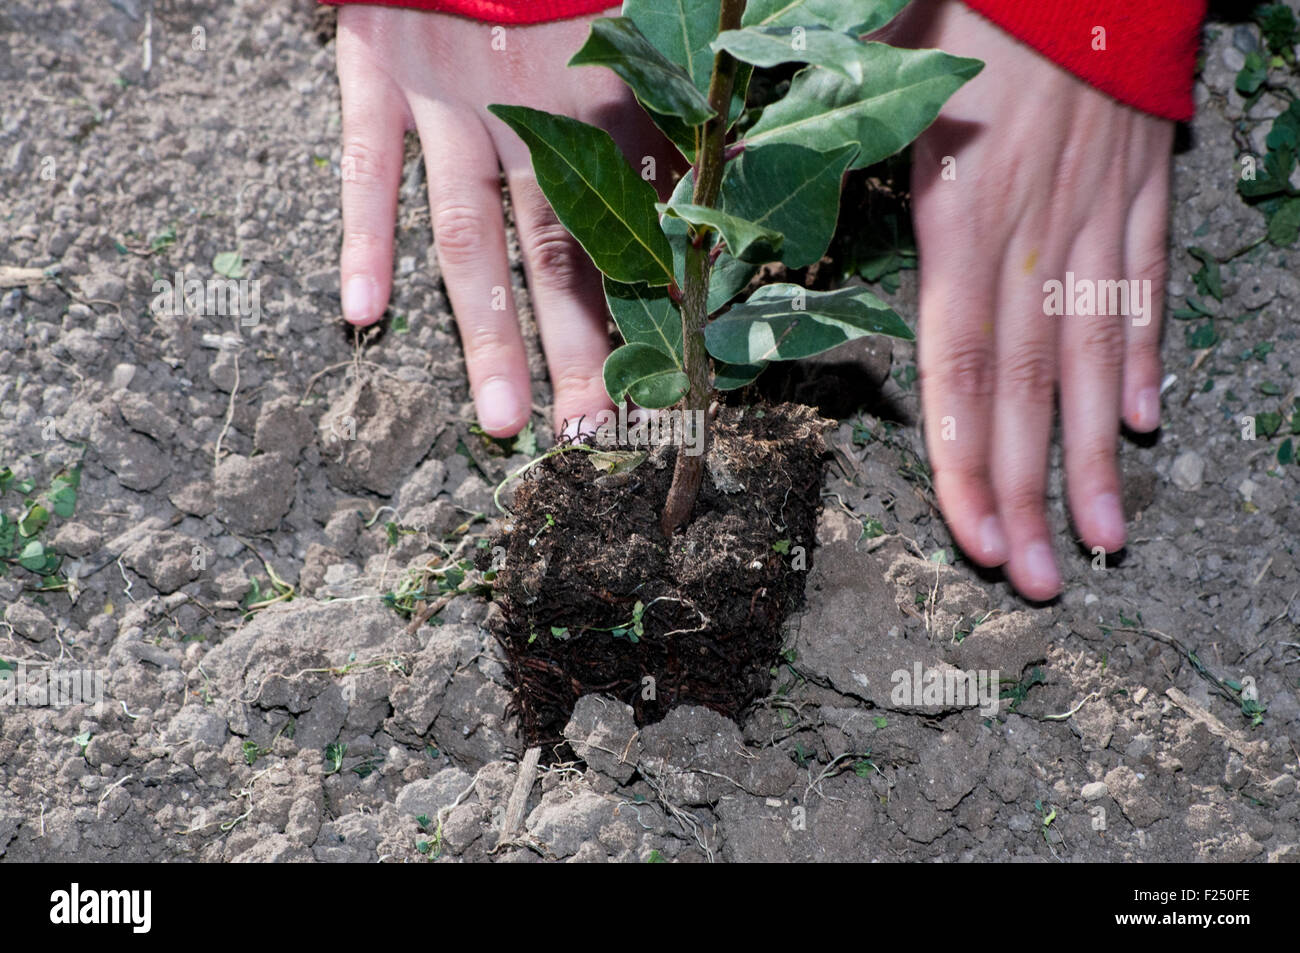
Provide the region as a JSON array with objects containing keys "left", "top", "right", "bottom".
[{"left": 335, "top": 5, "right": 672, "bottom": 436}]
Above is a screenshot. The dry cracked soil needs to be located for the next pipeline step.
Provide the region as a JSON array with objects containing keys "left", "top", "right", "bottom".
[{"left": 0, "top": 1, "right": 1297, "bottom": 863}]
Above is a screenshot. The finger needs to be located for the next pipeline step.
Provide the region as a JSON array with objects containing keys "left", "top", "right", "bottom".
[
  {"left": 1121, "top": 152, "right": 1172, "bottom": 433},
  {"left": 491, "top": 130, "right": 614, "bottom": 434},
  {"left": 414, "top": 100, "right": 531, "bottom": 436},
  {"left": 991, "top": 235, "right": 1064, "bottom": 600},
  {"left": 336, "top": 23, "right": 411, "bottom": 326},
  {"left": 912, "top": 139, "right": 1008, "bottom": 567},
  {"left": 1059, "top": 214, "right": 1127, "bottom": 554}
]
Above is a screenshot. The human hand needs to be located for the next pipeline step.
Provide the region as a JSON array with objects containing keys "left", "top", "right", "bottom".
[
  {"left": 884, "top": 0, "right": 1171, "bottom": 600},
  {"left": 335, "top": 5, "right": 670, "bottom": 435}
]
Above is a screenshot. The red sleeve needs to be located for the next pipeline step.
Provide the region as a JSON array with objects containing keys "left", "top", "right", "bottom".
[
  {"left": 964, "top": 0, "right": 1207, "bottom": 121},
  {"left": 323, "top": 0, "right": 1207, "bottom": 120},
  {"left": 320, "top": 0, "right": 612, "bottom": 24}
]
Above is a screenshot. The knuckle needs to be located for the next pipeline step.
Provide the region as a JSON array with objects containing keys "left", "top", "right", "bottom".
[
  {"left": 550, "top": 364, "right": 604, "bottom": 401},
  {"left": 433, "top": 202, "right": 490, "bottom": 264},
  {"left": 925, "top": 337, "right": 995, "bottom": 401},
  {"left": 342, "top": 227, "right": 386, "bottom": 256},
  {"left": 1077, "top": 318, "right": 1125, "bottom": 369},
  {"left": 1126, "top": 333, "right": 1161, "bottom": 367},
  {"left": 524, "top": 223, "right": 587, "bottom": 291},
  {"left": 931, "top": 458, "right": 988, "bottom": 501},
  {"left": 1000, "top": 345, "right": 1055, "bottom": 400},
  {"left": 340, "top": 136, "right": 388, "bottom": 188},
  {"left": 998, "top": 480, "right": 1043, "bottom": 521},
  {"left": 461, "top": 321, "right": 514, "bottom": 362}
]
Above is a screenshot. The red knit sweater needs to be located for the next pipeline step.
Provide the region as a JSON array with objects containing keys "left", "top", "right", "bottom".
[{"left": 324, "top": 0, "right": 1206, "bottom": 121}]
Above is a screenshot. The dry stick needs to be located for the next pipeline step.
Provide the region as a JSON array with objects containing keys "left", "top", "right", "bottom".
[
  {"left": 660, "top": 0, "right": 746, "bottom": 537},
  {"left": 212, "top": 349, "right": 240, "bottom": 470},
  {"left": 495, "top": 746, "right": 542, "bottom": 850},
  {"left": 1164, "top": 687, "right": 1252, "bottom": 757}
]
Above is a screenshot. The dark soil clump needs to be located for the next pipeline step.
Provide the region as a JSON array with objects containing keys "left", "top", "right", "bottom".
[{"left": 488, "top": 403, "right": 833, "bottom": 749}]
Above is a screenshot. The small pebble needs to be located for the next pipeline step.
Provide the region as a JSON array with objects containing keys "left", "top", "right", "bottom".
[{"left": 1170, "top": 451, "right": 1205, "bottom": 491}]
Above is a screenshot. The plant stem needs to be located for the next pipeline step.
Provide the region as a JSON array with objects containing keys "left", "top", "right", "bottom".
[{"left": 660, "top": 0, "right": 745, "bottom": 537}]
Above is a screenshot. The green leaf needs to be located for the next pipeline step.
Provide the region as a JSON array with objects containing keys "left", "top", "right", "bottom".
[
  {"left": 1185, "top": 322, "right": 1218, "bottom": 350},
  {"left": 624, "top": 0, "right": 724, "bottom": 93},
  {"left": 714, "top": 25, "right": 875, "bottom": 81},
  {"left": 1236, "top": 51, "right": 1268, "bottom": 96},
  {"left": 619, "top": 0, "right": 748, "bottom": 159},
  {"left": 1239, "top": 146, "right": 1295, "bottom": 199},
  {"left": 661, "top": 172, "right": 757, "bottom": 312},
  {"left": 1267, "top": 100, "right": 1300, "bottom": 152},
  {"left": 1187, "top": 246, "right": 1222, "bottom": 302},
  {"left": 18, "top": 503, "right": 49, "bottom": 538},
  {"left": 0, "top": 513, "right": 14, "bottom": 558},
  {"left": 589, "top": 450, "right": 648, "bottom": 475},
  {"left": 1256, "top": 411, "right": 1283, "bottom": 437},
  {"left": 1279, "top": 437, "right": 1295, "bottom": 466},
  {"left": 1256, "top": 3, "right": 1299, "bottom": 60},
  {"left": 658, "top": 202, "right": 784, "bottom": 263},
  {"left": 713, "top": 360, "right": 767, "bottom": 391},
  {"left": 705, "top": 283, "right": 913, "bottom": 364},
  {"left": 212, "top": 251, "right": 245, "bottom": 279},
  {"left": 488, "top": 105, "right": 675, "bottom": 286},
  {"left": 46, "top": 484, "right": 76, "bottom": 518},
  {"left": 603, "top": 343, "right": 690, "bottom": 409},
  {"left": 0, "top": 467, "right": 12, "bottom": 493},
  {"left": 46, "top": 467, "right": 80, "bottom": 518},
  {"left": 1266, "top": 195, "right": 1300, "bottom": 246},
  {"left": 570, "top": 18, "right": 715, "bottom": 126},
  {"left": 742, "top": 0, "right": 908, "bottom": 34},
  {"left": 604, "top": 277, "right": 683, "bottom": 365},
  {"left": 18, "top": 539, "right": 55, "bottom": 574},
  {"left": 744, "top": 45, "right": 984, "bottom": 169},
  {"left": 721, "top": 142, "right": 857, "bottom": 268}
]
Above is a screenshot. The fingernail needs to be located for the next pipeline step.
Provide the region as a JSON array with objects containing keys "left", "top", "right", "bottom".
[
  {"left": 978, "top": 515, "right": 1009, "bottom": 563},
  {"left": 342, "top": 275, "right": 377, "bottom": 325},
  {"left": 1134, "top": 387, "right": 1160, "bottom": 431},
  {"left": 1090, "top": 492, "right": 1126, "bottom": 549},
  {"left": 1023, "top": 540, "right": 1061, "bottom": 595},
  {"left": 476, "top": 378, "right": 524, "bottom": 435}
]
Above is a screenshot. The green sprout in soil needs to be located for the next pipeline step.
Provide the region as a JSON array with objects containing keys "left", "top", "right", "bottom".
[
  {"left": 1000, "top": 667, "right": 1047, "bottom": 714},
  {"left": 323, "top": 742, "right": 347, "bottom": 775},
  {"left": 1103, "top": 613, "right": 1270, "bottom": 727},
  {"left": 490, "top": 0, "right": 980, "bottom": 534},
  {"left": 0, "top": 461, "right": 81, "bottom": 582},
  {"left": 242, "top": 740, "right": 269, "bottom": 766},
  {"left": 382, "top": 554, "right": 488, "bottom": 621}
]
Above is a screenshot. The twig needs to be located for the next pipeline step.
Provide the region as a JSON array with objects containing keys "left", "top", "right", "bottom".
[
  {"left": 494, "top": 746, "right": 541, "bottom": 850},
  {"left": 213, "top": 350, "right": 240, "bottom": 469}
]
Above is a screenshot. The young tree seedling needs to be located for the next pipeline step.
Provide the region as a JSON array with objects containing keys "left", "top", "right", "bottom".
[{"left": 490, "top": 0, "right": 981, "bottom": 534}]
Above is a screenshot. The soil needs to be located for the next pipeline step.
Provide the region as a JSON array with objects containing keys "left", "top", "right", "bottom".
[
  {"left": 0, "top": 1, "right": 1296, "bottom": 864},
  {"left": 491, "top": 404, "right": 830, "bottom": 748}
]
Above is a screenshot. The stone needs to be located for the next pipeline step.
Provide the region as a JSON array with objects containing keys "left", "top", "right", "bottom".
[
  {"left": 318, "top": 375, "right": 442, "bottom": 496},
  {"left": 213, "top": 452, "right": 296, "bottom": 533},
  {"left": 563, "top": 695, "right": 640, "bottom": 784},
  {"left": 4, "top": 602, "right": 55, "bottom": 642},
  {"left": 254, "top": 395, "right": 314, "bottom": 458},
  {"left": 1170, "top": 451, "right": 1205, "bottom": 491},
  {"left": 166, "top": 705, "right": 229, "bottom": 747},
  {"left": 1081, "top": 781, "right": 1109, "bottom": 801},
  {"left": 394, "top": 767, "right": 475, "bottom": 821}
]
